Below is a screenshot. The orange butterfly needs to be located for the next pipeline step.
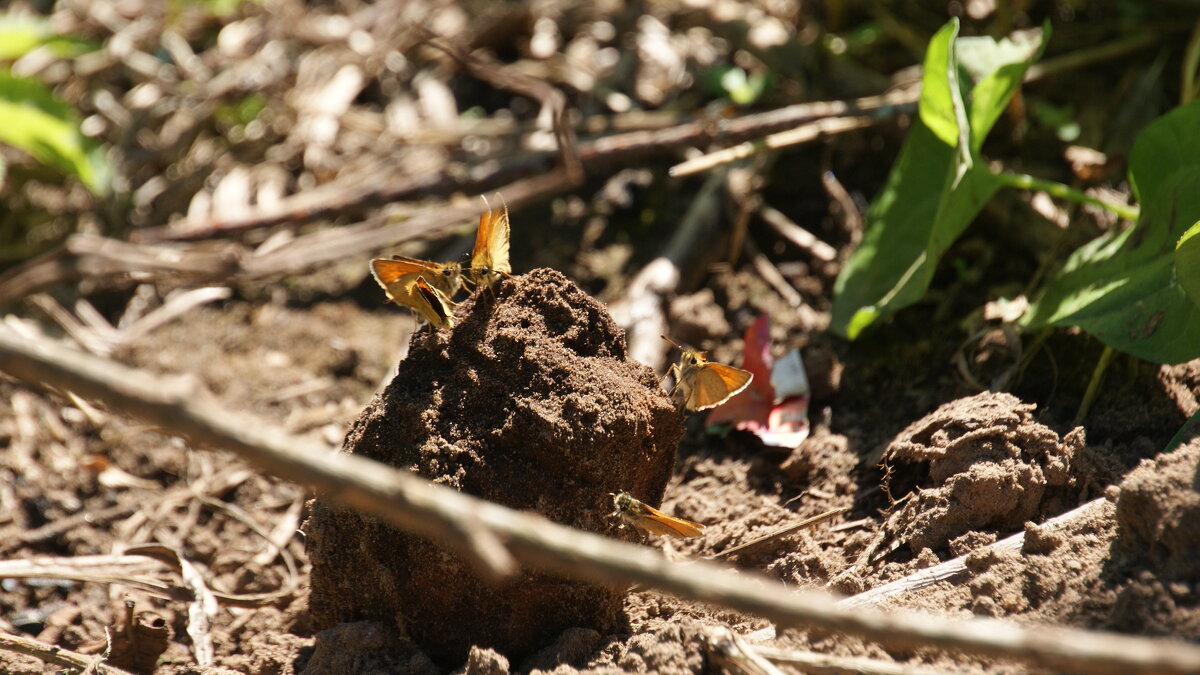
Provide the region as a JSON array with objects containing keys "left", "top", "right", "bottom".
[
  {"left": 369, "top": 262, "right": 457, "bottom": 329},
  {"left": 369, "top": 256, "right": 465, "bottom": 299},
  {"left": 663, "top": 336, "right": 753, "bottom": 411},
  {"left": 610, "top": 492, "right": 705, "bottom": 538},
  {"left": 469, "top": 196, "right": 511, "bottom": 290}
]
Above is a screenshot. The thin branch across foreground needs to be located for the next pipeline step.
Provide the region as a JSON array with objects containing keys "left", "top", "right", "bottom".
[{"left": 0, "top": 328, "right": 1198, "bottom": 675}]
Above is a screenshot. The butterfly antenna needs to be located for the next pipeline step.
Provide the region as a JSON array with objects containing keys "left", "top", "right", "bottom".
[{"left": 661, "top": 335, "right": 684, "bottom": 350}]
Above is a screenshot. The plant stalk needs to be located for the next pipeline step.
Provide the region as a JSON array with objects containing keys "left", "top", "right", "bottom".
[
  {"left": 994, "top": 171, "right": 1139, "bottom": 222},
  {"left": 1075, "top": 345, "right": 1116, "bottom": 426}
]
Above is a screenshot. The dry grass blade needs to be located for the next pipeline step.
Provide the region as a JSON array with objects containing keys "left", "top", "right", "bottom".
[
  {"left": 0, "top": 554, "right": 190, "bottom": 602},
  {"left": 2, "top": 328, "right": 1200, "bottom": 675},
  {"left": 179, "top": 553, "right": 216, "bottom": 666},
  {"left": 197, "top": 496, "right": 300, "bottom": 595},
  {"left": 118, "top": 546, "right": 217, "bottom": 665},
  {"left": 124, "top": 544, "right": 293, "bottom": 608},
  {"left": 711, "top": 507, "right": 850, "bottom": 560}
]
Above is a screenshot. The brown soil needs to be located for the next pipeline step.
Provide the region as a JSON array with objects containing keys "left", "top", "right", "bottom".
[
  {"left": 3, "top": 264, "right": 1200, "bottom": 675},
  {"left": 305, "top": 268, "right": 683, "bottom": 665}
]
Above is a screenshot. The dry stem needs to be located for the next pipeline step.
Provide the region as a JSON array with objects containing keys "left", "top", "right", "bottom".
[
  {"left": 0, "top": 630, "right": 132, "bottom": 675},
  {"left": 1, "top": 328, "right": 1198, "bottom": 675}
]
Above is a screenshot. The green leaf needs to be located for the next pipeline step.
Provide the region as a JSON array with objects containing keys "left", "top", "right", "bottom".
[
  {"left": 831, "top": 21, "right": 1044, "bottom": 338},
  {"left": 833, "top": 122, "right": 1000, "bottom": 338},
  {"left": 0, "top": 15, "right": 52, "bottom": 60},
  {"left": 1023, "top": 99, "right": 1200, "bottom": 364},
  {"left": 0, "top": 15, "right": 97, "bottom": 60},
  {"left": 1176, "top": 220, "right": 1200, "bottom": 311},
  {"left": 0, "top": 70, "right": 110, "bottom": 194},
  {"left": 1163, "top": 406, "right": 1200, "bottom": 455},
  {"left": 917, "top": 20, "right": 964, "bottom": 148},
  {"left": 961, "top": 24, "right": 1049, "bottom": 152}
]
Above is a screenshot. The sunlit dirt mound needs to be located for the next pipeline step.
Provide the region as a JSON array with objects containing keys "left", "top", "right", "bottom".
[
  {"left": 877, "top": 392, "right": 1084, "bottom": 556},
  {"left": 303, "top": 267, "right": 684, "bottom": 664}
]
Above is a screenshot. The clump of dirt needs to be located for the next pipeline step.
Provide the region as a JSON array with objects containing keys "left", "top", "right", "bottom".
[
  {"left": 878, "top": 392, "right": 1084, "bottom": 555},
  {"left": 1114, "top": 438, "right": 1200, "bottom": 580},
  {"left": 304, "top": 268, "right": 684, "bottom": 665}
]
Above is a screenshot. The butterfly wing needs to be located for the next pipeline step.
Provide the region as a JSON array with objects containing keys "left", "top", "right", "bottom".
[
  {"left": 687, "top": 363, "right": 753, "bottom": 411},
  {"left": 370, "top": 258, "right": 426, "bottom": 304},
  {"left": 410, "top": 277, "right": 457, "bottom": 329},
  {"left": 376, "top": 256, "right": 463, "bottom": 298},
  {"left": 487, "top": 204, "right": 511, "bottom": 275},
  {"left": 638, "top": 502, "right": 705, "bottom": 538},
  {"left": 470, "top": 202, "right": 511, "bottom": 283}
]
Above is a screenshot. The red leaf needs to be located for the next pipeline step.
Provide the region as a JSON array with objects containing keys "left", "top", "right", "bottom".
[{"left": 706, "top": 315, "right": 811, "bottom": 448}]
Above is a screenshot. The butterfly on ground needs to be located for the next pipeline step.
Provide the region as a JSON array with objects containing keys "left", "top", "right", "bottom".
[
  {"left": 468, "top": 195, "right": 511, "bottom": 291},
  {"left": 610, "top": 491, "right": 705, "bottom": 538},
  {"left": 662, "top": 336, "right": 753, "bottom": 411},
  {"left": 368, "top": 195, "right": 512, "bottom": 327},
  {"left": 368, "top": 265, "right": 457, "bottom": 329},
  {"left": 369, "top": 256, "right": 465, "bottom": 299}
]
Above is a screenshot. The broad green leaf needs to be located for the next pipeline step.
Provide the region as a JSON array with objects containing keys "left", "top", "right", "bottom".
[
  {"left": 831, "top": 21, "right": 1043, "bottom": 338},
  {"left": 1176, "top": 220, "right": 1200, "bottom": 311},
  {"left": 917, "top": 20, "right": 964, "bottom": 148},
  {"left": 0, "top": 70, "right": 110, "bottom": 194},
  {"left": 1023, "top": 99, "right": 1200, "bottom": 364},
  {"left": 833, "top": 122, "right": 1000, "bottom": 337},
  {"left": 961, "top": 25, "right": 1049, "bottom": 152}
]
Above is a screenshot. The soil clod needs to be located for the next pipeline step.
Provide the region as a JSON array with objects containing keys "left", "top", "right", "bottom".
[
  {"left": 304, "top": 268, "right": 683, "bottom": 664},
  {"left": 878, "top": 392, "right": 1083, "bottom": 555}
]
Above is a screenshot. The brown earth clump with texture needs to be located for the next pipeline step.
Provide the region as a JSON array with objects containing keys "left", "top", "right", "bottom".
[
  {"left": 877, "top": 392, "right": 1084, "bottom": 555},
  {"left": 303, "top": 268, "right": 684, "bottom": 665}
]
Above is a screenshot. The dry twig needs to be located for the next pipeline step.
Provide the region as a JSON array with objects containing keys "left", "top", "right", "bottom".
[
  {"left": 134, "top": 91, "right": 917, "bottom": 243},
  {"left": 705, "top": 625, "right": 786, "bottom": 675},
  {"left": 0, "top": 329, "right": 1198, "bottom": 674},
  {"left": 751, "top": 644, "right": 951, "bottom": 675},
  {"left": 758, "top": 205, "right": 838, "bottom": 264},
  {"left": 0, "top": 630, "right": 131, "bottom": 675},
  {"left": 839, "top": 498, "right": 1110, "bottom": 609},
  {"left": 711, "top": 507, "right": 849, "bottom": 560},
  {"left": 669, "top": 116, "right": 874, "bottom": 178},
  {"left": 0, "top": 172, "right": 571, "bottom": 307}
]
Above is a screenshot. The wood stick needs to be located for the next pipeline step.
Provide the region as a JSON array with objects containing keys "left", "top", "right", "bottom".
[
  {"left": 751, "top": 644, "right": 951, "bottom": 675},
  {"left": 0, "top": 630, "right": 132, "bottom": 675},
  {"left": 0, "top": 172, "right": 572, "bottom": 307},
  {"left": 0, "top": 329, "right": 1198, "bottom": 675},
  {"left": 669, "top": 116, "right": 874, "bottom": 178},
  {"left": 758, "top": 204, "right": 839, "bottom": 263},
  {"left": 137, "top": 91, "right": 917, "bottom": 243},
  {"left": 0, "top": 501, "right": 140, "bottom": 553},
  {"left": 838, "top": 498, "right": 1110, "bottom": 609}
]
